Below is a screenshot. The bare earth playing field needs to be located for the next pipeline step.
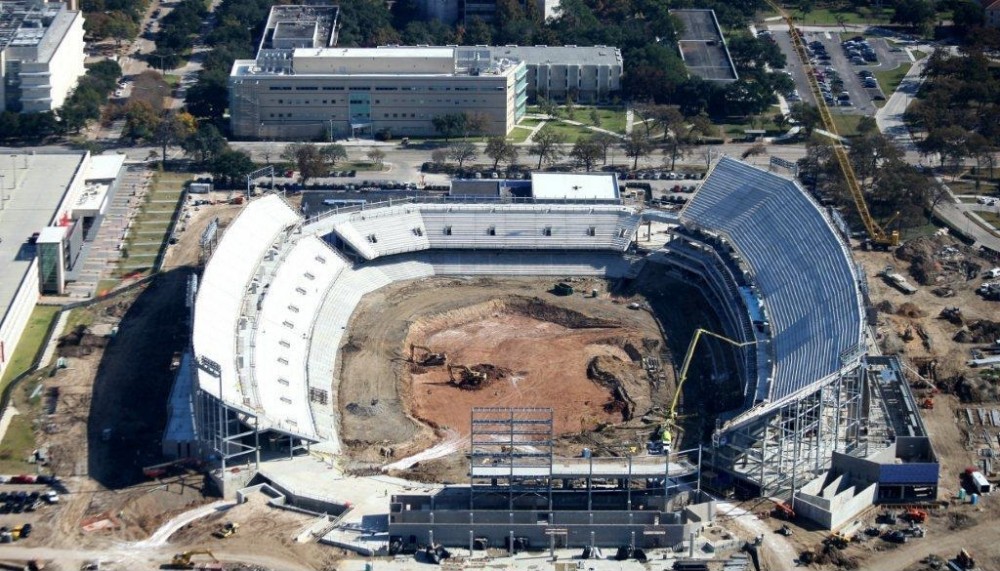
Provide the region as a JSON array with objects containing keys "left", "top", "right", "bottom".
[{"left": 335, "top": 277, "right": 671, "bottom": 470}]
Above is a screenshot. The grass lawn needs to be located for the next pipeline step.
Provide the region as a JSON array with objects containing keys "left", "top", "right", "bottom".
[
  {"left": 875, "top": 62, "right": 913, "bottom": 99},
  {"left": 539, "top": 121, "right": 595, "bottom": 143},
  {"left": 0, "top": 306, "right": 60, "bottom": 388},
  {"left": 508, "top": 127, "right": 534, "bottom": 144},
  {"left": 830, "top": 114, "right": 864, "bottom": 137},
  {"left": 791, "top": 6, "right": 891, "bottom": 25},
  {"left": 0, "top": 413, "right": 37, "bottom": 474},
  {"left": 572, "top": 108, "right": 627, "bottom": 134},
  {"left": 980, "top": 211, "right": 1000, "bottom": 229}
]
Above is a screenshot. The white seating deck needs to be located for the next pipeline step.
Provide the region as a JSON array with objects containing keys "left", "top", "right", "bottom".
[
  {"left": 193, "top": 195, "right": 298, "bottom": 410},
  {"left": 681, "top": 157, "right": 864, "bottom": 402},
  {"left": 328, "top": 204, "right": 640, "bottom": 260},
  {"left": 254, "top": 236, "right": 345, "bottom": 440},
  {"left": 333, "top": 206, "right": 430, "bottom": 260}
]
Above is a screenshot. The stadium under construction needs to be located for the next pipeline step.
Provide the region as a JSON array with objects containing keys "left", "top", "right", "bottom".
[{"left": 170, "top": 157, "right": 937, "bottom": 542}]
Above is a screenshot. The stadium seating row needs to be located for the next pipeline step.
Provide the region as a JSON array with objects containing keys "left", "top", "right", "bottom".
[
  {"left": 329, "top": 204, "right": 640, "bottom": 260},
  {"left": 680, "top": 158, "right": 864, "bottom": 402}
]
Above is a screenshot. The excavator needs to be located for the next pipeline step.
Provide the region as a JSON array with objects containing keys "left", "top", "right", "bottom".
[
  {"left": 409, "top": 344, "right": 446, "bottom": 367},
  {"left": 764, "top": 0, "right": 899, "bottom": 249},
  {"left": 168, "top": 550, "right": 218, "bottom": 569},
  {"left": 447, "top": 364, "right": 488, "bottom": 389},
  {"left": 657, "top": 328, "right": 758, "bottom": 454}
]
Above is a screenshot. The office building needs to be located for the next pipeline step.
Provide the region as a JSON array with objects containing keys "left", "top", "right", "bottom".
[
  {"left": 1, "top": 0, "right": 86, "bottom": 112},
  {"left": 486, "top": 45, "right": 622, "bottom": 103},
  {"left": 231, "top": 44, "right": 527, "bottom": 140}
]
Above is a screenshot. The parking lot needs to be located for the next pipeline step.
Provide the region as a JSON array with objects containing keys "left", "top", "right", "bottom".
[
  {"left": 769, "top": 28, "right": 910, "bottom": 117},
  {"left": 0, "top": 478, "right": 62, "bottom": 545}
]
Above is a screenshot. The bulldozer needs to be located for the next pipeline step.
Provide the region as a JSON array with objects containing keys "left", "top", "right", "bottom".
[
  {"left": 212, "top": 521, "right": 239, "bottom": 539},
  {"left": 447, "top": 364, "right": 489, "bottom": 389},
  {"left": 409, "top": 344, "right": 446, "bottom": 367},
  {"left": 824, "top": 533, "right": 851, "bottom": 549},
  {"left": 168, "top": 550, "right": 218, "bottom": 569}
]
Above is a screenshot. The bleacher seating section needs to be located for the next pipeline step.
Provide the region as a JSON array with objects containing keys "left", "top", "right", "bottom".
[
  {"left": 330, "top": 204, "right": 640, "bottom": 260},
  {"left": 253, "top": 235, "right": 346, "bottom": 440},
  {"left": 193, "top": 195, "right": 298, "bottom": 411},
  {"left": 680, "top": 157, "right": 864, "bottom": 402}
]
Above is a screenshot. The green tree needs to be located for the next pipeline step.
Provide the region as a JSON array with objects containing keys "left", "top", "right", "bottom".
[
  {"left": 320, "top": 144, "right": 348, "bottom": 167},
  {"left": 367, "top": 148, "right": 386, "bottom": 167},
  {"left": 623, "top": 131, "right": 652, "bottom": 171},
  {"left": 892, "top": 0, "right": 936, "bottom": 32},
  {"left": 529, "top": 129, "right": 566, "bottom": 169},
  {"left": 570, "top": 137, "right": 603, "bottom": 171},
  {"left": 210, "top": 148, "right": 255, "bottom": 187},
  {"left": 122, "top": 100, "right": 161, "bottom": 142},
  {"left": 152, "top": 111, "right": 197, "bottom": 166},
  {"left": 790, "top": 102, "right": 821, "bottom": 136},
  {"left": 432, "top": 113, "right": 467, "bottom": 141},
  {"left": 485, "top": 136, "right": 518, "bottom": 170},
  {"left": 183, "top": 123, "right": 227, "bottom": 164}
]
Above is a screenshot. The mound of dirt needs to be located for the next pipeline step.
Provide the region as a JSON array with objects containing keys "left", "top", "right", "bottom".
[
  {"left": 896, "top": 236, "right": 982, "bottom": 285},
  {"left": 346, "top": 399, "right": 386, "bottom": 417},
  {"left": 57, "top": 325, "right": 109, "bottom": 358},
  {"left": 896, "top": 302, "right": 926, "bottom": 318},
  {"left": 938, "top": 374, "right": 1000, "bottom": 403},
  {"left": 953, "top": 320, "right": 1000, "bottom": 344},
  {"left": 504, "top": 296, "right": 621, "bottom": 329},
  {"left": 586, "top": 354, "right": 651, "bottom": 421}
]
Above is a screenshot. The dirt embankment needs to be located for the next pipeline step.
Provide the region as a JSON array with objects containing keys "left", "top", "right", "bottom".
[{"left": 335, "top": 277, "right": 670, "bottom": 471}]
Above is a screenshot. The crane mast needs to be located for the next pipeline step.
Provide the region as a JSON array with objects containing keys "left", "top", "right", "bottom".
[{"left": 766, "top": 0, "right": 900, "bottom": 248}]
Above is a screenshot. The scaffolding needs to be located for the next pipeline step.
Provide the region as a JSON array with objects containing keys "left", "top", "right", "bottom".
[
  {"left": 707, "top": 355, "right": 882, "bottom": 498},
  {"left": 470, "top": 407, "right": 554, "bottom": 510}
]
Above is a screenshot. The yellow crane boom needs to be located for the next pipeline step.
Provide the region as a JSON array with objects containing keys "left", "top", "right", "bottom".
[
  {"left": 766, "top": 0, "right": 899, "bottom": 248},
  {"left": 659, "top": 328, "right": 758, "bottom": 451}
]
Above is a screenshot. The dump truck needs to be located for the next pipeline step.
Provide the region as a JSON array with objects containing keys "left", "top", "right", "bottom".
[{"left": 880, "top": 266, "right": 918, "bottom": 295}]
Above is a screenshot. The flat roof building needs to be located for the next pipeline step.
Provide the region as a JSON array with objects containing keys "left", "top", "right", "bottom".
[
  {"left": 486, "top": 45, "right": 622, "bottom": 103},
  {"left": 0, "top": 0, "right": 86, "bottom": 112},
  {"left": 231, "top": 41, "right": 528, "bottom": 140},
  {"left": 0, "top": 151, "right": 123, "bottom": 379}
]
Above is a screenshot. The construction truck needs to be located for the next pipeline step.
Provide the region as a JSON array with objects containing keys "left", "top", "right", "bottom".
[
  {"left": 903, "top": 507, "right": 928, "bottom": 523},
  {"left": 212, "top": 521, "right": 239, "bottom": 539},
  {"left": 879, "top": 266, "right": 918, "bottom": 295},
  {"left": 409, "top": 344, "right": 446, "bottom": 367},
  {"left": 920, "top": 398, "right": 934, "bottom": 410},
  {"left": 447, "top": 364, "right": 488, "bottom": 389},
  {"left": 168, "top": 550, "right": 218, "bottom": 569}
]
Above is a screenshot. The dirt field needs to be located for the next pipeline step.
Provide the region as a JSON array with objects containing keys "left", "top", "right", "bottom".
[{"left": 336, "top": 276, "right": 673, "bottom": 472}]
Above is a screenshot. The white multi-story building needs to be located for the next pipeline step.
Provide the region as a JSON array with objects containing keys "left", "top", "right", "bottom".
[
  {"left": 0, "top": 0, "right": 86, "bottom": 113},
  {"left": 230, "top": 4, "right": 529, "bottom": 141},
  {"left": 486, "top": 45, "right": 622, "bottom": 103}
]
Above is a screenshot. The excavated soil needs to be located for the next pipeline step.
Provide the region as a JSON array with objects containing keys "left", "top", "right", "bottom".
[
  {"left": 335, "top": 277, "right": 670, "bottom": 466},
  {"left": 405, "top": 296, "right": 657, "bottom": 436}
]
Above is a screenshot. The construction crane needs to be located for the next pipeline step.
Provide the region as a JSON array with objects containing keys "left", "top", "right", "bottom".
[
  {"left": 765, "top": 0, "right": 899, "bottom": 249},
  {"left": 169, "top": 550, "right": 218, "bottom": 569},
  {"left": 659, "top": 328, "right": 758, "bottom": 453}
]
